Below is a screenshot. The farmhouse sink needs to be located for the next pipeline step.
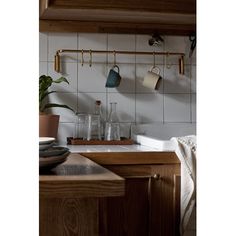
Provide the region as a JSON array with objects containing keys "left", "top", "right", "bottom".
[{"left": 132, "top": 123, "right": 196, "bottom": 151}]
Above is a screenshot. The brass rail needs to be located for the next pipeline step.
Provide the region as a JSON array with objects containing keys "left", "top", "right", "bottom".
[{"left": 54, "top": 49, "right": 185, "bottom": 74}]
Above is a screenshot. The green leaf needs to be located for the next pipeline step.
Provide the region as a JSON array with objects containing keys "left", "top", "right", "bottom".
[
  {"left": 43, "top": 103, "right": 74, "bottom": 112},
  {"left": 52, "top": 77, "right": 69, "bottom": 84},
  {"left": 39, "top": 90, "right": 56, "bottom": 103},
  {"left": 39, "top": 75, "right": 73, "bottom": 113}
]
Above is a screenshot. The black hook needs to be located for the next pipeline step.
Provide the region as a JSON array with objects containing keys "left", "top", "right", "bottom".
[{"left": 189, "top": 34, "right": 196, "bottom": 58}]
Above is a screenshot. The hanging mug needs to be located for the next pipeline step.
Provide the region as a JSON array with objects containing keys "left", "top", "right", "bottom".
[
  {"left": 105, "top": 65, "right": 121, "bottom": 88},
  {"left": 142, "top": 66, "right": 162, "bottom": 90}
]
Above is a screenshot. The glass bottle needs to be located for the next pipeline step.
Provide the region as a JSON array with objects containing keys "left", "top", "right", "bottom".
[
  {"left": 105, "top": 102, "right": 120, "bottom": 141},
  {"left": 108, "top": 102, "right": 119, "bottom": 122},
  {"left": 94, "top": 100, "right": 105, "bottom": 139}
]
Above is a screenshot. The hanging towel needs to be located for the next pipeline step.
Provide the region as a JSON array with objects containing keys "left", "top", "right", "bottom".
[{"left": 171, "top": 135, "right": 196, "bottom": 236}]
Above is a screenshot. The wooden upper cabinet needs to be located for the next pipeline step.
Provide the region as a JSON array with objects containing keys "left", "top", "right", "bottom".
[{"left": 39, "top": 0, "right": 196, "bottom": 35}]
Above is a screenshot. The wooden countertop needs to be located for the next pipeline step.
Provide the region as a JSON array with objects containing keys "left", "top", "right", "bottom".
[
  {"left": 40, "top": 153, "right": 125, "bottom": 198},
  {"left": 80, "top": 151, "right": 180, "bottom": 165}
]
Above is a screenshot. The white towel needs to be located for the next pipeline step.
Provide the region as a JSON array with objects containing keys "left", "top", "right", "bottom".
[{"left": 171, "top": 135, "right": 196, "bottom": 236}]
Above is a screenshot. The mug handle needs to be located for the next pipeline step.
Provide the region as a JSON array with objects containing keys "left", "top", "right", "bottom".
[
  {"left": 150, "top": 66, "right": 160, "bottom": 75},
  {"left": 112, "top": 65, "right": 120, "bottom": 74}
]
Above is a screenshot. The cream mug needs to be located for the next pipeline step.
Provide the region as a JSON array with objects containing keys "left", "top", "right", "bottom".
[{"left": 142, "top": 66, "right": 162, "bottom": 90}]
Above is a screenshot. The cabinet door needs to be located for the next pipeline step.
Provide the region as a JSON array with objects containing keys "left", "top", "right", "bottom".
[
  {"left": 99, "top": 164, "right": 180, "bottom": 236},
  {"left": 99, "top": 178, "right": 149, "bottom": 236},
  {"left": 149, "top": 164, "right": 180, "bottom": 236}
]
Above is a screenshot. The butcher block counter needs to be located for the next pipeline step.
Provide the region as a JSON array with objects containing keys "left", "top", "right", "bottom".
[
  {"left": 40, "top": 153, "right": 124, "bottom": 198},
  {"left": 39, "top": 153, "right": 125, "bottom": 236}
]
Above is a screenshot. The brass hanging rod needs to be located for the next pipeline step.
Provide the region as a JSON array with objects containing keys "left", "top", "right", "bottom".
[
  {"left": 54, "top": 49, "right": 185, "bottom": 74},
  {"left": 55, "top": 49, "right": 185, "bottom": 56}
]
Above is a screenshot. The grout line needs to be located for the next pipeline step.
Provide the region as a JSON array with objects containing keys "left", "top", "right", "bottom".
[
  {"left": 76, "top": 33, "right": 79, "bottom": 117},
  {"left": 162, "top": 38, "right": 165, "bottom": 124},
  {"left": 134, "top": 34, "right": 137, "bottom": 124},
  {"left": 105, "top": 33, "right": 108, "bottom": 120},
  {"left": 46, "top": 32, "right": 49, "bottom": 74}
]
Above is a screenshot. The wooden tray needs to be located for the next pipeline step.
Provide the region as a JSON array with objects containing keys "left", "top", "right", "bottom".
[{"left": 67, "top": 137, "right": 134, "bottom": 145}]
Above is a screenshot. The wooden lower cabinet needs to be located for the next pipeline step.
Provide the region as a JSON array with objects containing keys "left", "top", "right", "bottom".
[
  {"left": 98, "top": 164, "right": 180, "bottom": 236},
  {"left": 40, "top": 198, "right": 99, "bottom": 236}
]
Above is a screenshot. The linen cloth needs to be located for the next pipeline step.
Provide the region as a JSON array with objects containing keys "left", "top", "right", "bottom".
[{"left": 171, "top": 135, "right": 196, "bottom": 236}]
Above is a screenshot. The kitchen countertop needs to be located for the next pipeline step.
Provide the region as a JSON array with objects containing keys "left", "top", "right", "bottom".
[
  {"left": 65, "top": 144, "right": 161, "bottom": 153},
  {"left": 40, "top": 153, "right": 125, "bottom": 198},
  {"left": 61, "top": 134, "right": 178, "bottom": 153}
]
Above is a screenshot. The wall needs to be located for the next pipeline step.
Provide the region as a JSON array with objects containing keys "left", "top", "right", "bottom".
[{"left": 39, "top": 33, "right": 196, "bottom": 144}]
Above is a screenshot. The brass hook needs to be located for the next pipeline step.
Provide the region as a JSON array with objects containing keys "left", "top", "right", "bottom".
[
  {"left": 54, "top": 52, "right": 61, "bottom": 73},
  {"left": 179, "top": 55, "right": 185, "bottom": 75},
  {"left": 113, "top": 50, "right": 116, "bottom": 66},
  {"left": 166, "top": 52, "right": 172, "bottom": 69},
  {"left": 81, "top": 49, "right": 84, "bottom": 66}
]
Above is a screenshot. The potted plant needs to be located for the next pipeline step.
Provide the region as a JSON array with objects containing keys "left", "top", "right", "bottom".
[{"left": 39, "top": 75, "right": 74, "bottom": 139}]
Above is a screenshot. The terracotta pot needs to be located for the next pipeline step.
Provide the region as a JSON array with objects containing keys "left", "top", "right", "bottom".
[{"left": 39, "top": 114, "right": 60, "bottom": 139}]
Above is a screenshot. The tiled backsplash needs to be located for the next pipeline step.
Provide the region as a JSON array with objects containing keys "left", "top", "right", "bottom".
[{"left": 39, "top": 33, "right": 196, "bottom": 144}]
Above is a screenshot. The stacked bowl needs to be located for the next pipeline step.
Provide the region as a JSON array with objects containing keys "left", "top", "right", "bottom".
[{"left": 39, "top": 137, "right": 70, "bottom": 170}]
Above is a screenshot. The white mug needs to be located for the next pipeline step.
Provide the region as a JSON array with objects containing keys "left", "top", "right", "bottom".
[{"left": 143, "top": 66, "right": 162, "bottom": 90}]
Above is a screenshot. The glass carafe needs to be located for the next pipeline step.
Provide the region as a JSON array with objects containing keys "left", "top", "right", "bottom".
[
  {"left": 94, "top": 100, "right": 105, "bottom": 139},
  {"left": 105, "top": 102, "right": 120, "bottom": 141}
]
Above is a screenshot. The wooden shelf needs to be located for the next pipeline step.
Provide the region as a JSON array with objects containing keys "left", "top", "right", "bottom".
[{"left": 39, "top": 0, "right": 196, "bottom": 35}]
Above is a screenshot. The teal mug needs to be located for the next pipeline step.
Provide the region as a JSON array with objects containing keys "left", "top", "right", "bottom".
[{"left": 105, "top": 65, "right": 121, "bottom": 88}]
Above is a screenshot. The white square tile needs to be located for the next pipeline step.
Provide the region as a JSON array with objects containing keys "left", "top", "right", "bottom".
[
  {"left": 77, "top": 93, "right": 107, "bottom": 115},
  {"left": 78, "top": 64, "right": 107, "bottom": 92},
  {"left": 164, "top": 94, "right": 191, "bottom": 122},
  {"left": 78, "top": 33, "right": 107, "bottom": 63},
  {"left": 107, "top": 93, "right": 135, "bottom": 122},
  {"left": 107, "top": 64, "right": 135, "bottom": 93},
  {"left": 136, "top": 94, "right": 163, "bottom": 123},
  {"left": 39, "top": 33, "right": 48, "bottom": 62},
  {"left": 120, "top": 123, "right": 132, "bottom": 138},
  {"left": 164, "top": 36, "right": 190, "bottom": 55},
  {"left": 39, "top": 62, "right": 47, "bottom": 76},
  {"left": 164, "top": 65, "right": 191, "bottom": 93},
  {"left": 164, "top": 36, "right": 189, "bottom": 65},
  {"left": 136, "top": 64, "right": 164, "bottom": 93},
  {"left": 47, "top": 92, "right": 77, "bottom": 122},
  {"left": 57, "top": 122, "right": 75, "bottom": 144},
  {"left": 191, "top": 94, "right": 196, "bottom": 122},
  {"left": 108, "top": 34, "right": 135, "bottom": 63},
  {"left": 48, "top": 32, "right": 78, "bottom": 62},
  {"left": 191, "top": 65, "right": 196, "bottom": 93},
  {"left": 48, "top": 62, "right": 77, "bottom": 93},
  {"left": 136, "top": 34, "right": 164, "bottom": 64}
]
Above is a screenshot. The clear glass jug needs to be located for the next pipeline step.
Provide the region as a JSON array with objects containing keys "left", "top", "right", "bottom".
[{"left": 105, "top": 102, "right": 120, "bottom": 141}]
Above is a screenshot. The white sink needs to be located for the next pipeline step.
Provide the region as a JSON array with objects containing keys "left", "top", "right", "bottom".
[
  {"left": 132, "top": 123, "right": 196, "bottom": 151},
  {"left": 133, "top": 134, "right": 175, "bottom": 150}
]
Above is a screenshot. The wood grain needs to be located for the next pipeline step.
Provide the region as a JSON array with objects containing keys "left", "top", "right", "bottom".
[
  {"left": 39, "top": 0, "right": 196, "bottom": 34},
  {"left": 99, "top": 178, "right": 149, "bottom": 236},
  {"left": 40, "top": 197, "right": 99, "bottom": 236},
  {"left": 173, "top": 175, "right": 181, "bottom": 236},
  {"left": 39, "top": 20, "right": 195, "bottom": 35},
  {"left": 67, "top": 137, "right": 134, "bottom": 145},
  {"left": 40, "top": 153, "right": 125, "bottom": 198},
  {"left": 98, "top": 163, "right": 181, "bottom": 235},
  {"left": 81, "top": 151, "right": 180, "bottom": 165},
  {"left": 44, "top": 0, "right": 196, "bottom": 14}
]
